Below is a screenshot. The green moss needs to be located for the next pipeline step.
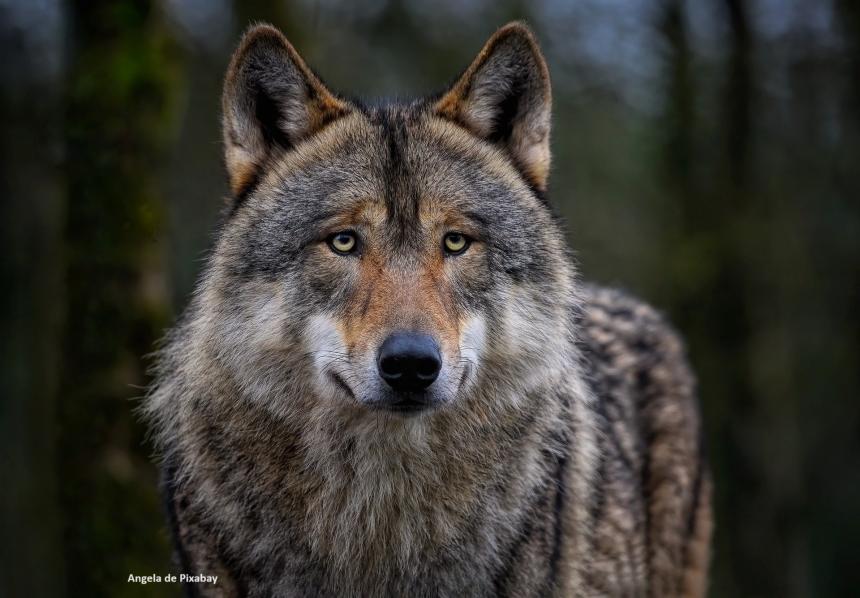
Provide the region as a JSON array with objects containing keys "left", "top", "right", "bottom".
[{"left": 60, "top": 1, "right": 182, "bottom": 596}]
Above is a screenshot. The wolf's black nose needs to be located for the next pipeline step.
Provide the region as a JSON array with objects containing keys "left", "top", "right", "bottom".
[{"left": 377, "top": 333, "right": 442, "bottom": 392}]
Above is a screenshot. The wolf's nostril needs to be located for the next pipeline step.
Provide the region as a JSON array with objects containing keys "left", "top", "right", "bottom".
[
  {"left": 377, "top": 333, "right": 442, "bottom": 391},
  {"left": 416, "top": 357, "right": 439, "bottom": 379},
  {"left": 379, "top": 356, "right": 404, "bottom": 379}
]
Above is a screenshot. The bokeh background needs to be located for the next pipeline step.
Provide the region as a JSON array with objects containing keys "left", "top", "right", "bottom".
[{"left": 2, "top": 0, "right": 859, "bottom": 596}]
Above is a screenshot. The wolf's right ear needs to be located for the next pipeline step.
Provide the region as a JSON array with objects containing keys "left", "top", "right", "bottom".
[{"left": 222, "top": 25, "right": 350, "bottom": 199}]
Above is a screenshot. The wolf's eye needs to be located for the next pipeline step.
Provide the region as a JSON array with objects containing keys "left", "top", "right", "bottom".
[
  {"left": 443, "top": 232, "right": 470, "bottom": 256},
  {"left": 328, "top": 231, "right": 357, "bottom": 255}
]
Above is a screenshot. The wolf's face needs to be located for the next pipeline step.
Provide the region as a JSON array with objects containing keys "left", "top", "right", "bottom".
[{"left": 197, "top": 24, "right": 576, "bottom": 421}]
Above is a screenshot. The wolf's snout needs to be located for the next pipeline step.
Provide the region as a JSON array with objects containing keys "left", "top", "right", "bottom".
[{"left": 377, "top": 332, "right": 442, "bottom": 392}]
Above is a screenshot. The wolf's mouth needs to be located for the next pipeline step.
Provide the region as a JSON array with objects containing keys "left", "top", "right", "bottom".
[
  {"left": 329, "top": 372, "right": 431, "bottom": 414},
  {"left": 330, "top": 372, "right": 356, "bottom": 400},
  {"left": 457, "top": 363, "right": 472, "bottom": 391}
]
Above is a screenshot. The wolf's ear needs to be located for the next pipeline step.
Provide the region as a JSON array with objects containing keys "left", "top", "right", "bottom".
[
  {"left": 434, "top": 22, "right": 552, "bottom": 192},
  {"left": 222, "top": 24, "right": 350, "bottom": 198}
]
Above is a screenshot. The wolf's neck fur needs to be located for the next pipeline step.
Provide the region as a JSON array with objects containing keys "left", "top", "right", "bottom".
[{"left": 163, "top": 350, "right": 590, "bottom": 592}]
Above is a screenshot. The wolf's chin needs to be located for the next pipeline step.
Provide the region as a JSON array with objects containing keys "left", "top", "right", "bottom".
[{"left": 369, "top": 399, "right": 438, "bottom": 416}]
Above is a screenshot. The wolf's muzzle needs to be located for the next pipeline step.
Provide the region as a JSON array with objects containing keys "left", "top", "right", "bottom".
[{"left": 377, "top": 332, "right": 441, "bottom": 394}]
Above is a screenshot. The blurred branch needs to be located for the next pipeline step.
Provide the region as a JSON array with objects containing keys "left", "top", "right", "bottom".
[{"left": 723, "top": 0, "right": 752, "bottom": 189}]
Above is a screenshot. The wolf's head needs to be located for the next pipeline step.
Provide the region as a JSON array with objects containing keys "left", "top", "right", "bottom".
[{"left": 194, "top": 22, "right": 577, "bottom": 422}]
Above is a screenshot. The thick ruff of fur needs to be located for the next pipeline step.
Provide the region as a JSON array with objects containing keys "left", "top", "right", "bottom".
[{"left": 145, "top": 22, "right": 711, "bottom": 598}]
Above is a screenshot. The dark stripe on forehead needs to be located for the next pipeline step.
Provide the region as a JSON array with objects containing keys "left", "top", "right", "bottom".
[{"left": 369, "top": 106, "right": 421, "bottom": 248}]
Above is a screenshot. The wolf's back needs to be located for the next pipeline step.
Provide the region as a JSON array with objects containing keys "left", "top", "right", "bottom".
[{"left": 568, "top": 285, "right": 712, "bottom": 596}]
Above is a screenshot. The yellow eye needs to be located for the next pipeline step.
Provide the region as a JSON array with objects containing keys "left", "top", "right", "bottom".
[
  {"left": 443, "top": 232, "right": 469, "bottom": 255},
  {"left": 328, "top": 231, "right": 357, "bottom": 254}
]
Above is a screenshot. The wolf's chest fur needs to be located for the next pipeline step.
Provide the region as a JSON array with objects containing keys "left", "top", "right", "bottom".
[
  {"left": 147, "top": 21, "right": 710, "bottom": 598},
  {"left": 166, "top": 369, "right": 579, "bottom": 596}
]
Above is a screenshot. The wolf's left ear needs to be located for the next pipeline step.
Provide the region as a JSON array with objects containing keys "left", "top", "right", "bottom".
[
  {"left": 434, "top": 22, "right": 552, "bottom": 192},
  {"left": 222, "top": 24, "right": 350, "bottom": 198}
]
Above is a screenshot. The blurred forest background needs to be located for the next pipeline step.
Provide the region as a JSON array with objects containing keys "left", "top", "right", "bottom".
[{"left": 1, "top": 0, "right": 858, "bottom": 596}]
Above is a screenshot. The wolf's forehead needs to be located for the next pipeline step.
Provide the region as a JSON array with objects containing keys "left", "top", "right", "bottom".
[{"left": 258, "top": 108, "right": 534, "bottom": 231}]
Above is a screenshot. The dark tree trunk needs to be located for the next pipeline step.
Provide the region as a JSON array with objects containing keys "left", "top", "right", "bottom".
[
  {"left": 0, "top": 8, "right": 65, "bottom": 596},
  {"left": 59, "top": 1, "right": 180, "bottom": 595}
]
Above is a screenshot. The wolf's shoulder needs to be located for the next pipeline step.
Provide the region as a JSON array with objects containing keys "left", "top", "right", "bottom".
[
  {"left": 575, "top": 283, "right": 692, "bottom": 383},
  {"left": 573, "top": 282, "right": 697, "bottom": 427}
]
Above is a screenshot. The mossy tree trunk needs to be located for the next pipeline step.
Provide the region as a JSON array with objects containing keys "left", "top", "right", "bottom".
[{"left": 60, "top": 1, "right": 181, "bottom": 596}]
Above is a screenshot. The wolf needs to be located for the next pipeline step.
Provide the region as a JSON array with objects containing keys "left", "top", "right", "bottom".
[{"left": 145, "top": 21, "right": 711, "bottom": 597}]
